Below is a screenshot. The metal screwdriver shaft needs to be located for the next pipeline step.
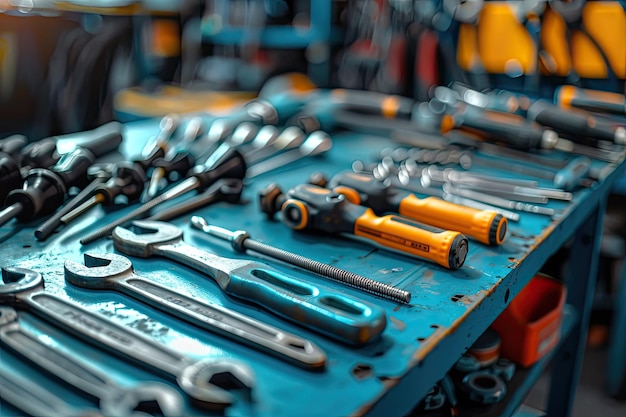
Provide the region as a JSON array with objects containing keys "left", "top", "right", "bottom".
[
  {"left": 80, "top": 148, "right": 247, "bottom": 245},
  {"left": 190, "top": 216, "right": 411, "bottom": 304}
]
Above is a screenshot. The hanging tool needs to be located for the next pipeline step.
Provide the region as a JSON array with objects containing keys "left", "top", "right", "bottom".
[
  {"left": 324, "top": 171, "right": 507, "bottom": 246},
  {"left": 0, "top": 266, "right": 255, "bottom": 411},
  {"left": 65, "top": 252, "right": 326, "bottom": 370},
  {"left": 79, "top": 148, "right": 246, "bottom": 245},
  {"left": 0, "top": 307, "right": 184, "bottom": 417},
  {"left": 112, "top": 220, "right": 387, "bottom": 345},
  {"left": 58, "top": 161, "right": 148, "bottom": 226},
  {"left": 555, "top": 85, "right": 626, "bottom": 116},
  {"left": 0, "top": 122, "right": 123, "bottom": 227},
  {"left": 190, "top": 216, "right": 411, "bottom": 304},
  {"left": 259, "top": 183, "right": 468, "bottom": 270}
]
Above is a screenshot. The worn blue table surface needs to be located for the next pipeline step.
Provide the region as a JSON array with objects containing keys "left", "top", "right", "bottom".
[{"left": 1, "top": 118, "right": 624, "bottom": 416}]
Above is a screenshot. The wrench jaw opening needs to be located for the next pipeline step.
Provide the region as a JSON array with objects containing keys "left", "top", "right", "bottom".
[
  {"left": 64, "top": 253, "right": 134, "bottom": 289},
  {"left": 0, "top": 267, "right": 44, "bottom": 304},
  {"left": 100, "top": 382, "right": 185, "bottom": 417},
  {"left": 177, "top": 358, "right": 255, "bottom": 411},
  {"left": 112, "top": 221, "right": 183, "bottom": 258}
]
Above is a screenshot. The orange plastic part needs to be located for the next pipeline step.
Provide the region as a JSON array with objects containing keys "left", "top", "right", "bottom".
[
  {"left": 491, "top": 274, "right": 566, "bottom": 367},
  {"left": 456, "top": 3, "right": 536, "bottom": 74}
]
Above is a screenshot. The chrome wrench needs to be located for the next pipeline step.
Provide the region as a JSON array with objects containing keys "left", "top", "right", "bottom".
[
  {"left": 0, "top": 357, "right": 102, "bottom": 417},
  {"left": 112, "top": 220, "right": 387, "bottom": 345},
  {"left": 0, "top": 306, "right": 183, "bottom": 417},
  {"left": 0, "top": 266, "right": 255, "bottom": 411},
  {"left": 64, "top": 252, "right": 326, "bottom": 371}
]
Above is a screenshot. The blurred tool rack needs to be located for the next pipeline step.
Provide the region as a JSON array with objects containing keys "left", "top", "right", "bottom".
[
  {"left": 201, "top": 0, "right": 342, "bottom": 86},
  {"left": 0, "top": 117, "right": 624, "bottom": 416}
]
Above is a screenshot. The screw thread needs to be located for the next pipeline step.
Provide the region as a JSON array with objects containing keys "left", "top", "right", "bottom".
[{"left": 244, "top": 239, "right": 411, "bottom": 304}]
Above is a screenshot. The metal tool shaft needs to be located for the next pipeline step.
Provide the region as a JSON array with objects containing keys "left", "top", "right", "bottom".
[{"left": 191, "top": 216, "right": 411, "bottom": 304}]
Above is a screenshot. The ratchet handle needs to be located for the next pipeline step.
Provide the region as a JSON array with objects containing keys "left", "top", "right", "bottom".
[
  {"left": 398, "top": 195, "right": 507, "bottom": 246},
  {"left": 354, "top": 209, "right": 469, "bottom": 269},
  {"left": 555, "top": 85, "right": 626, "bottom": 115},
  {"left": 226, "top": 263, "right": 387, "bottom": 345}
]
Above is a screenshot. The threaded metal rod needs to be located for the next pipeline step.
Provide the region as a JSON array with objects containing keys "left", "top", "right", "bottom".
[{"left": 191, "top": 216, "right": 411, "bottom": 304}]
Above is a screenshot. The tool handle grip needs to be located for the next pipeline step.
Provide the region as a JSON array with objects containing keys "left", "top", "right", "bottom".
[
  {"left": 354, "top": 209, "right": 468, "bottom": 269},
  {"left": 0, "top": 134, "right": 27, "bottom": 157},
  {"left": 527, "top": 100, "right": 621, "bottom": 143},
  {"left": 226, "top": 264, "right": 387, "bottom": 345},
  {"left": 555, "top": 85, "right": 626, "bottom": 115},
  {"left": 458, "top": 104, "right": 549, "bottom": 150},
  {"left": 73, "top": 121, "right": 124, "bottom": 158},
  {"left": 553, "top": 156, "right": 591, "bottom": 191},
  {"left": 399, "top": 195, "right": 507, "bottom": 246}
]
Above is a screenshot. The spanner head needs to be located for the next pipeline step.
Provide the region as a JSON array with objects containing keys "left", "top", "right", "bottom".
[
  {"left": 178, "top": 358, "right": 255, "bottom": 410},
  {"left": 101, "top": 382, "right": 185, "bottom": 417},
  {"left": 0, "top": 267, "right": 44, "bottom": 303},
  {"left": 64, "top": 252, "right": 134, "bottom": 289},
  {"left": 112, "top": 220, "right": 183, "bottom": 258}
]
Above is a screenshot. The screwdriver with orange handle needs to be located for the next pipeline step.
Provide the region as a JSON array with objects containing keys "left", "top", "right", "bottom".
[
  {"left": 260, "top": 183, "right": 469, "bottom": 270},
  {"left": 555, "top": 85, "right": 626, "bottom": 116},
  {"left": 324, "top": 171, "right": 508, "bottom": 247}
]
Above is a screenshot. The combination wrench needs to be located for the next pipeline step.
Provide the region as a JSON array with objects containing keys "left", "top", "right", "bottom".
[
  {"left": 112, "top": 220, "right": 387, "bottom": 345},
  {"left": 0, "top": 266, "right": 255, "bottom": 411},
  {"left": 64, "top": 252, "right": 326, "bottom": 370},
  {"left": 0, "top": 306, "right": 183, "bottom": 417},
  {"left": 0, "top": 357, "right": 102, "bottom": 417}
]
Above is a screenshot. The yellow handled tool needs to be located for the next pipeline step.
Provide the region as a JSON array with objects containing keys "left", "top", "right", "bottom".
[
  {"left": 328, "top": 171, "right": 507, "bottom": 246},
  {"left": 280, "top": 184, "right": 469, "bottom": 270}
]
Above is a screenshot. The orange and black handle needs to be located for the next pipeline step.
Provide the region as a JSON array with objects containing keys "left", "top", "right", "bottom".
[
  {"left": 280, "top": 184, "right": 469, "bottom": 270},
  {"left": 555, "top": 85, "right": 626, "bottom": 116},
  {"left": 328, "top": 171, "right": 507, "bottom": 247}
]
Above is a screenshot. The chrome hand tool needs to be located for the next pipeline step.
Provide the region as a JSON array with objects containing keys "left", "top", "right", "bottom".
[
  {"left": 0, "top": 306, "right": 183, "bottom": 417},
  {"left": 0, "top": 266, "right": 254, "bottom": 410},
  {"left": 65, "top": 252, "right": 326, "bottom": 370},
  {"left": 0, "top": 353, "right": 103, "bottom": 417},
  {"left": 112, "top": 220, "right": 387, "bottom": 345},
  {"left": 190, "top": 216, "right": 411, "bottom": 304}
]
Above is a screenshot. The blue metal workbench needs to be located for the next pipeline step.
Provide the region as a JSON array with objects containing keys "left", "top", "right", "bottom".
[{"left": 1, "top": 118, "right": 624, "bottom": 416}]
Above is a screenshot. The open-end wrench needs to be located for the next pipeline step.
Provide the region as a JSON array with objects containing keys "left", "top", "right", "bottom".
[
  {"left": 0, "top": 266, "right": 255, "bottom": 411},
  {"left": 0, "top": 306, "right": 183, "bottom": 417},
  {"left": 112, "top": 220, "right": 387, "bottom": 345},
  {"left": 0, "top": 355, "right": 102, "bottom": 417},
  {"left": 65, "top": 252, "right": 326, "bottom": 371}
]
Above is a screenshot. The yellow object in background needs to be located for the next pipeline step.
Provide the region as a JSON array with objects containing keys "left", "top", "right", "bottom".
[
  {"left": 114, "top": 85, "right": 255, "bottom": 118},
  {"left": 457, "top": 2, "right": 537, "bottom": 75},
  {"left": 458, "top": 1, "right": 626, "bottom": 80}
]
